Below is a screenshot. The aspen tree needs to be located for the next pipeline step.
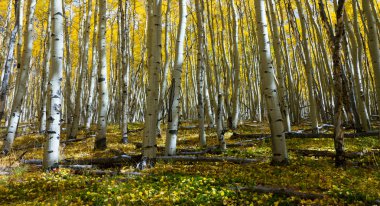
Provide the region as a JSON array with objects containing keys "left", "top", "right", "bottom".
[
  {"left": 63, "top": 2, "right": 74, "bottom": 135},
  {"left": 0, "top": 0, "right": 20, "bottom": 122},
  {"left": 85, "top": 0, "right": 99, "bottom": 130},
  {"left": 268, "top": 0, "right": 291, "bottom": 132},
  {"left": 94, "top": 0, "right": 109, "bottom": 150},
  {"left": 254, "top": 0, "right": 288, "bottom": 164},
  {"left": 39, "top": 7, "right": 52, "bottom": 134},
  {"left": 2, "top": 0, "right": 36, "bottom": 154},
  {"left": 362, "top": 0, "right": 380, "bottom": 116},
  {"left": 0, "top": 0, "right": 13, "bottom": 64},
  {"left": 119, "top": 0, "right": 131, "bottom": 143},
  {"left": 14, "top": 0, "right": 23, "bottom": 95},
  {"left": 43, "top": 0, "right": 64, "bottom": 169},
  {"left": 195, "top": 0, "right": 207, "bottom": 147},
  {"left": 349, "top": 0, "right": 371, "bottom": 131},
  {"left": 140, "top": 0, "right": 162, "bottom": 168},
  {"left": 332, "top": 0, "right": 346, "bottom": 167},
  {"left": 69, "top": 0, "right": 92, "bottom": 139},
  {"left": 295, "top": 0, "right": 319, "bottom": 133},
  {"left": 230, "top": 0, "right": 240, "bottom": 130},
  {"left": 165, "top": 0, "right": 187, "bottom": 156},
  {"left": 157, "top": 0, "right": 171, "bottom": 138}
]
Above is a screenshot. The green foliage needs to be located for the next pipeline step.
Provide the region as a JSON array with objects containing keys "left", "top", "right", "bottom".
[{"left": 0, "top": 123, "right": 379, "bottom": 205}]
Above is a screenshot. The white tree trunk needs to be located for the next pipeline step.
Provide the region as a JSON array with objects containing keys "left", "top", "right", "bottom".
[
  {"left": 69, "top": 0, "right": 92, "bottom": 139},
  {"left": 157, "top": 0, "right": 171, "bottom": 138},
  {"left": 0, "top": 0, "right": 20, "bottom": 122},
  {"left": 39, "top": 7, "right": 52, "bottom": 134},
  {"left": 120, "top": 0, "right": 131, "bottom": 143},
  {"left": 142, "top": 0, "right": 162, "bottom": 165},
  {"left": 268, "top": 0, "right": 291, "bottom": 132},
  {"left": 230, "top": 0, "right": 240, "bottom": 130},
  {"left": 94, "top": 0, "right": 109, "bottom": 150},
  {"left": 2, "top": 0, "right": 36, "bottom": 154},
  {"left": 195, "top": 0, "right": 206, "bottom": 147},
  {"left": 217, "top": 93, "right": 226, "bottom": 150},
  {"left": 295, "top": 0, "right": 319, "bottom": 133},
  {"left": 363, "top": 0, "right": 380, "bottom": 116},
  {"left": 165, "top": 0, "right": 187, "bottom": 156},
  {"left": 85, "top": 0, "right": 99, "bottom": 130},
  {"left": 42, "top": 0, "right": 64, "bottom": 170},
  {"left": 255, "top": 0, "right": 288, "bottom": 164}
]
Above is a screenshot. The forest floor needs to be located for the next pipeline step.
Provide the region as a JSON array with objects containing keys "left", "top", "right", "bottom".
[{"left": 0, "top": 122, "right": 379, "bottom": 205}]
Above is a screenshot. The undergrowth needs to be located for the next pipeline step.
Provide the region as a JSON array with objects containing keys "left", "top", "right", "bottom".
[{"left": 0, "top": 122, "right": 378, "bottom": 205}]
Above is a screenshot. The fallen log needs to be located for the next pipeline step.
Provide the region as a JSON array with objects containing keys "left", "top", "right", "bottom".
[
  {"left": 232, "top": 131, "right": 380, "bottom": 139},
  {"left": 286, "top": 131, "right": 379, "bottom": 138},
  {"left": 14, "top": 136, "right": 96, "bottom": 151},
  {"left": 290, "top": 149, "right": 380, "bottom": 159},
  {"left": 71, "top": 169, "right": 142, "bottom": 176},
  {"left": 157, "top": 156, "right": 259, "bottom": 164},
  {"left": 177, "top": 141, "right": 257, "bottom": 155},
  {"left": 178, "top": 124, "right": 212, "bottom": 130},
  {"left": 231, "top": 133, "right": 271, "bottom": 140},
  {"left": 234, "top": 185, "right": 324, "bottom": 200},
  {"left": 300, "top": 124, "right": 334, "bottom": 133},
  {"left": 23, "top": 155, "right": 259, "bottom": 168},
  {"left": 64, "top": 135, "right": 95, "bottom": 144}
]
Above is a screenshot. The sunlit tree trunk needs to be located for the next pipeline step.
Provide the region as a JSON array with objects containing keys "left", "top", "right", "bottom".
[
  {"left": 42, "top": 0, "right": 64, "bottom": 170},
  {"left": 2, "top": 0, "right": 36, "bottom": 154},
  {"left": 85, "top": 0, "right": 99, "bottom": 130},
  {"left": 94, "top": 0, "right": 109, "bottom": 150},
  {"left": 348, "top": 0, "right": 371, "bottom": 131},
  {"left": 63, "top": 2, "right": 74, "bottom": 136},
  {"left": 69, "top": 0, "right": 92, "bottom": 139},
  {"left": 255, "top": 0, "right": 288, "bottom": 164},
  {"left": 332, "top": 0, "right": 346, "bottom": 167},
  {"left": 165, "top": 0, "right": 187, "bottom": 156},
  {"left": 140, "top": 0, "right": 162, "bottom": 168},
  {"left": 195, "top": 0, "right": 207, "bottom": 147},
  {"left": 217, "top": 93, "right": 226, "bottom": 150},
  {"left": 39, "top": 7, "right": 52, "bottom": 134},
  {"left": 0, "top": 0, "right": 20, "bottom": 122},
  {"left": 268, "top": 0, "right": 291, "bottom": 132},
  {"left": 230, "top": 0, "right": 240, "bottom": 130},
  {"left": 157, "top": 0, "right": 171, "bottom": 138},
  {"left": 363, "top": 0, "right": 380, "bottom": 116},
  {"left": 119, "top": 0, "right": 131, "bottom": 143},
  {"left": 295, "top": 0, "right": 319, "bottom": 133},
  {"left": 14, "top": 0, "right": 24, "bottom": 96}
]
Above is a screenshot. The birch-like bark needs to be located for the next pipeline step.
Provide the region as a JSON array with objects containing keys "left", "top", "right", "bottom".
[
  {"left": 255, "top": 0, "right": 288, "bottom": 164},
  {"left": 165, "top": 0, "right": 187, "bottom": 156},
  {"left": 362, "top": 0, "right": 380, "bottom": 116},
  {"left": 94, "top": 0, "right": 109, "bottom": 150},
  {"left": 195, "top": 0, "right": 207, "bottom": 147},
  {"left": 140, "top": 0, "right": 162, "bottom": 168},
  {"left": 230, "top": 0, "right": 240, "bottom": 130},
  {"left": 39, "top": 7, "right": 52, "bottom": 133},
  {"left": 0, "top": 0, "right": 20, "bottom": 122},
  {"left": 2, "top": 0, "right": 36, "bottom": 154},
  {"left": 42, "top": 0, "right": 64, "bottom": 170},
  {"left": 268, "top": 0, "right": 291, "bottom": 132},
  {"left": 120, "top": 0, "right": 131, "bottom": 143},
  {"left": 332, "top": 0, "right": 346, "bottom": 167},
  {"left": 14, "top": 0, "right": 24, "bottom": 95},
  {"left": 69, "top": 0, "right": 92, "bottom": 139},
  {"left": 63, "top": 3, "right": 74, "bottom": 135},
  {"left": 157, "top": 0, "right": 171, "bottom": 138},
  {"left": 295, "top": 0, "right": 319, "bottom": 133},
  {"left": 85, "top": 0, "right": 99, "bottom": 130},
  {"left": 217, "top": 93, "right": 226, "bottom": 150},
  {"left": 348, "top": 0, "right": 371, "bottom": 131}
]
